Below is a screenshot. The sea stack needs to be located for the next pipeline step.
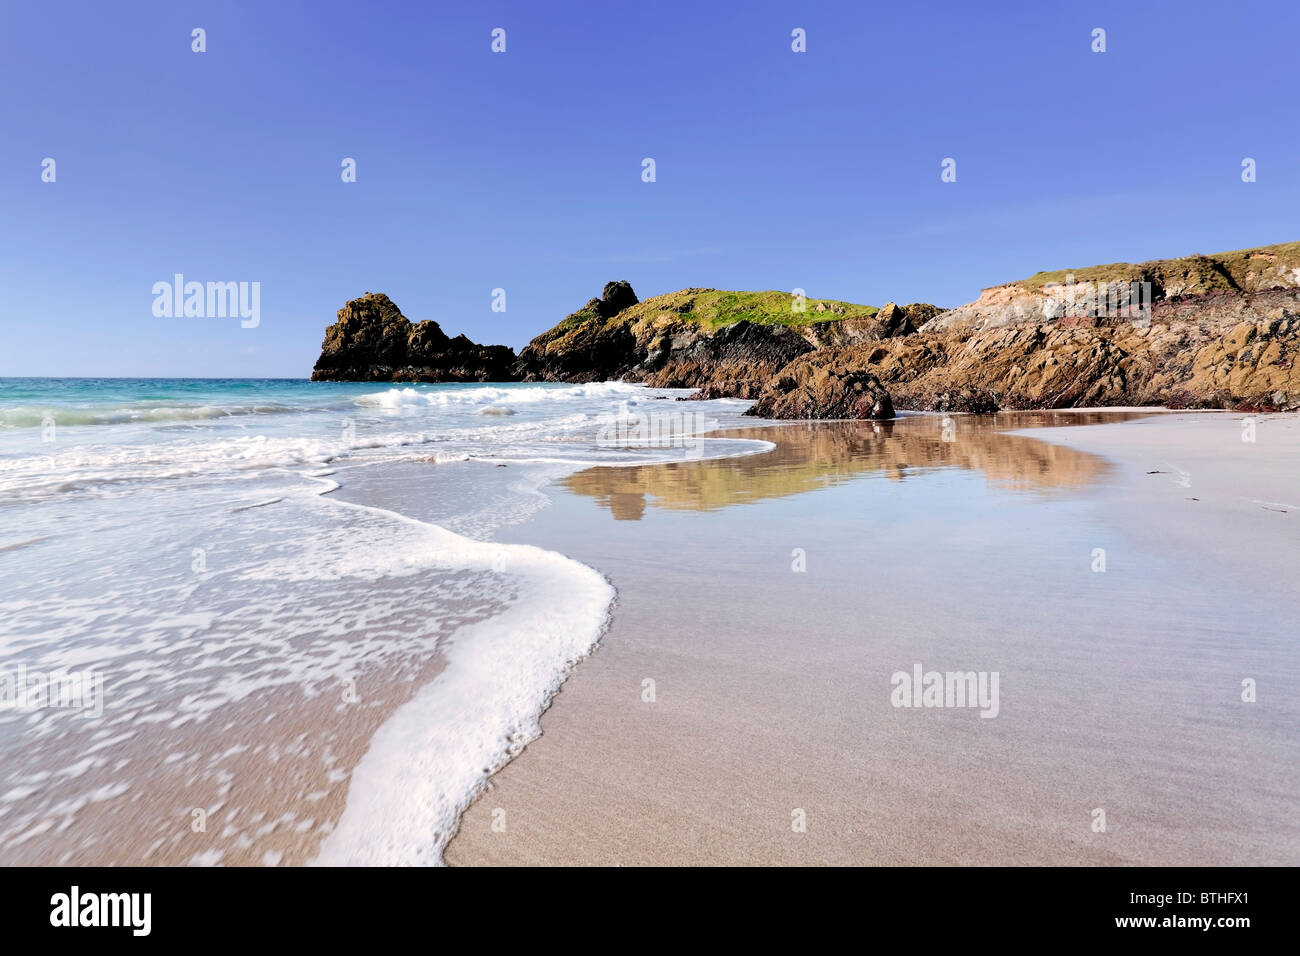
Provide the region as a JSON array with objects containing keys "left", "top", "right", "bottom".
[{"left": 310, "top": 293, "right": 518, "bottom": 382}]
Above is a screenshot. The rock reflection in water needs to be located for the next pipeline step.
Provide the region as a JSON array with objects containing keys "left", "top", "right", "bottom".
[{"left": 562, "top": 410, "right": 1152, "bottom": 520}]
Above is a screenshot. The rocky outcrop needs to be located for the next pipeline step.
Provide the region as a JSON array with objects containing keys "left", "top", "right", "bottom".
[
  {"left": 310, "top": 241, "right": 1300, "bottom": 419},
  {"left": 311, "top": 293, "right": 517, "bottom": 382},
  {"left": 512, "top": 281, "right": 641, "bottom": 383},
  {"left": 925, "top": 242, "right": 1300, "bottom": 332},
  {"left": 799, "top": 301, "right": 935, "bottom": 348},
  {"left": 642, "top": 321, "right": 814, "bottom": 398},
  {"left": 744, "top": 242, "right": 1300, "bottom": 418},
  {"left": 514, "top": 283, "right": 924, "bottom": 398},
  {"left": 749, "top": 305, "right": 1300, "bottom": 416},
  {"left": 746, "top": 360, "right": 894, "bottom": 420},
  {"left": 310, "top": 283, "right": 903, "bottom": 391}
]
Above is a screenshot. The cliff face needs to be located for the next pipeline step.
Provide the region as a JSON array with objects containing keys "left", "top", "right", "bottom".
[
  {"left": 310, "top": 293, "right": 517, "bottom": 382},
  {"left": 515, "top": 281, "right": 926, "bottom": 401},
  {"left": 312, "top": 283, "right": 914, "bottom": 404},
  {"left": 511, "top": 281, "right": 641, "bottom": 383},
  {"left": 925, "top": 242, "right": 1300, "bottom": 332},
  {"left": 310, "top": 241, "right": 1300, "bottom": 417},
  {"left": 745, "top": 243, "right": 1300, "bottom": 416},
  {"left": 749, "top": 302, "right": 1300, "bottom": 415}
]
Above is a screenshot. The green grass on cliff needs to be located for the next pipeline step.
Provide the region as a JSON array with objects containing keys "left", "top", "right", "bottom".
[
  {"left": 583, "top": 288, "right": 879, "bottom": 331},
  {"left": 554, "top": 302, "right": 607, "bottom": 330},
  {"left": 688, "top": 290, "right": 880, "bottom": 328},
  {"left": 1012, "top": 240, "right": 1300, "bottom": 294}
]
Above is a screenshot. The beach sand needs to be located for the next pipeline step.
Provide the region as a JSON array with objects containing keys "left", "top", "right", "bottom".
[{"left": 444, "top": 411, "right": 1300, "bottom": 866}]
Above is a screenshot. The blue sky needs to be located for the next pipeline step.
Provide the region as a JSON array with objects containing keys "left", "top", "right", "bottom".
[{"left": 2, "top": 0, "right": 1297, "bottom": 377}]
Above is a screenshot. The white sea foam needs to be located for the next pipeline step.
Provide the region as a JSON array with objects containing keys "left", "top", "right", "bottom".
[
  {"left": 0, "top": 403, "right": 300, "bottom": 428},
  {"left": 0, "top": 378, "right": 760, "bottom": 864},
  {"left": 311, "top": 494, "right": 614, "bottom": 866},
  {"left": 357, "top": 381, "right": 643, "bottom": 409}
]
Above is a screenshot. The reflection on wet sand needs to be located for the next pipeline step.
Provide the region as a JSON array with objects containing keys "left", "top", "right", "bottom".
[{"left": 563, "top": 411, "right": 1152, "bottom": 520}]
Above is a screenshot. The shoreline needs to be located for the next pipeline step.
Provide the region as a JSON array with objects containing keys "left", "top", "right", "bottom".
[
  {"left": 7, "top": 395, "right": 1294, "bottom": 866},
  {"left": 442, "top": 408, "right": 1300, "bottom": 866}
]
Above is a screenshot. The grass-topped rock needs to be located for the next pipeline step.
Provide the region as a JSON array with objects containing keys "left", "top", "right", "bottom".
[
  {"left": 514, "top": 282, "right": 927, "bottom": 393},
  {"left": 927, "top": 240, "right": 1300, "bottom": 332}
]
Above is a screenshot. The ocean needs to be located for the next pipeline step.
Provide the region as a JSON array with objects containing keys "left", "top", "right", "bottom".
[{"left": 0, "top": 377, "right": 768, "bottom": 865}]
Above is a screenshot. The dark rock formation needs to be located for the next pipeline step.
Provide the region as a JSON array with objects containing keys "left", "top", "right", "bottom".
[
  {"left": 512, "top": 281, "right": 641, "bottom": 383},
  {"left": 311, "top": 293, "right": 517, "bottom": 382},
  {"left": 642, "top": 320, "right": 814, "bottom": 398},
  {"left": 594, "top": 280, "right": 638, "bottom": 317},
  {"left": 746, "top": 361, "right": 895, "bottom": 420},
  {"left": 513, "top": 283, "right": 918, "bottom": 397},
  {"left": 310, "top": 241, "right": 1300, "bottom": 419}
]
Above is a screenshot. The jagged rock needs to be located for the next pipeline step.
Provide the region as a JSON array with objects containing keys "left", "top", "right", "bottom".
[
  {"left": 743, "top": 243, "right": 1300, "bottom": 417},
  {"left": 513, "top": 281, "right": 640, "bottom": 382},
  {"left": 514, "top": 283, "right": 900, "bottom": 388},
  {"left": 749, "top": 309, "right": 1300, "bottom": 415},
  {"left": 745, "top": 361, "right": 894, "bottom": 420},
  {"left": 407, "top": 319, "right": 451, "bottom": 362},
  {"left": 311, "top": 241, "right": 1300, "bottom": 417},
  {"left": 800, "top": 302, "right": 935, "bottom": 349},
  {"left": 926, "top": 241, "right": 1300, "bottom": 332},
  {"left": 874, "top": 302, "right": 912, "bottom": 336},
  {"left": 597, "top": 280, "right": 638, "bottom": 317},
  {"left": 311, "top": 292, "right": 517, "bottom": 382},
  {"left": 901, "top": 302, "right": 944, "bottom": 328},
  {"left": 644, "top": 320, "right": 813, "bottom": 395}
]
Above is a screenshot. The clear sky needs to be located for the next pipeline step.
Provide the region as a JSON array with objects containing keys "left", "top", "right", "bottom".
[{"left": 2, "top": 0, "right": 1297, "bottom": 377}]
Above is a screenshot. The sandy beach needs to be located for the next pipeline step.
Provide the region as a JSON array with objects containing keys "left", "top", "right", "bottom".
[
  {"left": 6, "top": 404, "right": 1295, "bottom": 867},
  {"left": 445, "top": 411, "right": 1300, "bottom": 866}
]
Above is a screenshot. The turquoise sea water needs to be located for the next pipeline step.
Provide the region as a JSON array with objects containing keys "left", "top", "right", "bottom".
[{"left": 0, "top": 377, "right": 762, "bottom": 864}]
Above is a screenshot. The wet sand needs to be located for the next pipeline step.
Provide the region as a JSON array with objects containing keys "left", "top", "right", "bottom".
[{"left": 444, "top": 411, "right": 1300, "bottom": 866}]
